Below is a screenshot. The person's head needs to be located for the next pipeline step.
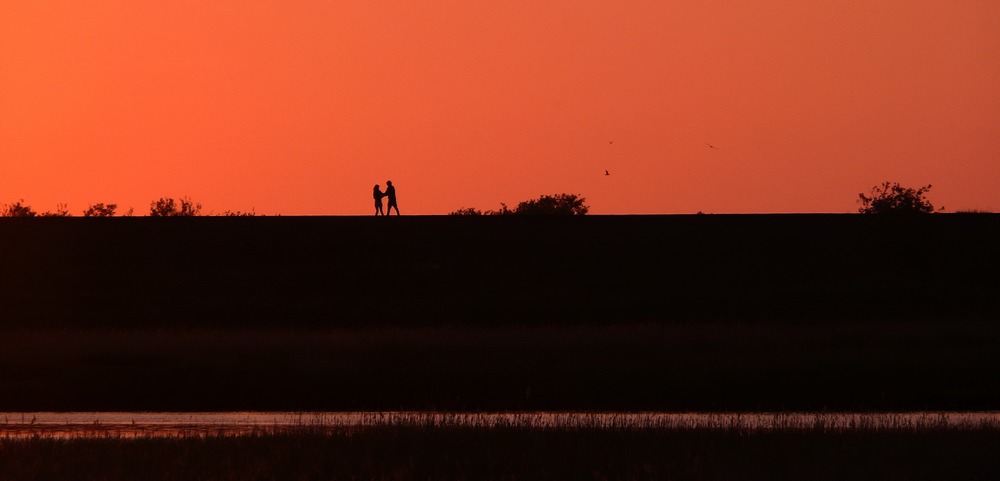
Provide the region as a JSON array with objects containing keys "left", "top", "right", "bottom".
[
  {"left": 386, "top": 180, "right": 392, "bottom": 186},
  {"left": 374, "top": 184, "right": 380, "bottom": 190}
]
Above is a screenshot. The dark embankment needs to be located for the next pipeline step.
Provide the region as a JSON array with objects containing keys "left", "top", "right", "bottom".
[
  {"left": 4, "top": 323, "right": 999, "bottom": 411},
  {"left": 1, "top": 214, "right": 997, "bottom": 329},
  {"left": 1, "top": 214, "right": 999, "bottom": 411}
]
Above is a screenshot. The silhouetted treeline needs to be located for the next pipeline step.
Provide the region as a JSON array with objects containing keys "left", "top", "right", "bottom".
[
  {"left": 1, "top": 197, "right": 254, "bottom": 217},
  {"left": 450, "top": 193, "right": 588, "bottom": 216}
]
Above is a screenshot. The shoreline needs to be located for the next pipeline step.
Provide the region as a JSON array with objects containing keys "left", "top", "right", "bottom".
[{"left": 4, "top": 411, "right": 999, "bottom": 439}]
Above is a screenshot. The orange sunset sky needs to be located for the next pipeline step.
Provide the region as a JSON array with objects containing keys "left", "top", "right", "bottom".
[{"left": 2, "top": 1, "right": 998, "bottom": 215}]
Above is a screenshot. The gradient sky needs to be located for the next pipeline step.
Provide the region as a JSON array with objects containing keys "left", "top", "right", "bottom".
[{"left": 2, "top": 1, "right": 998, "bottom": 215}]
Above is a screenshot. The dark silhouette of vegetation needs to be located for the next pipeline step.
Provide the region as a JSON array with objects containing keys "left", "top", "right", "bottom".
[
  {"left": 41, "top": 203, "right": 71, "bottom": 217},
  {"left": 449, "top": 203, "right": 511, "bottom": 216},
  {"left": 0, "top": 198, "right": 263, "bottom": 217},
  {"left": 150, "top": 197, "right": 202, "bottom": 217},
  {"left": 514, "top": 193, "right": 588, "bottom": 215},
  {"left": 449, "top": 207, "right": 484, "bottom": 216},
  {"left": 222, "top": 209, "right": 256, "bottom": 217},
  {"left": 487, "top": 203, "right": 514, "bottom": 215},
  {"left": 2, "top": 424, "right": 999, "bottom": 481},
  {"left": 2, "top": 199, "right": 37, "bottom": 217},
  {"left": 450, "top": 193, "right": 589, "bottom": 216},
  {"left": 858, "top": 182, "right": 940, "bottom": 214},
  {"left": 83, "top": 203, "right": 118, "bottom": 217}
]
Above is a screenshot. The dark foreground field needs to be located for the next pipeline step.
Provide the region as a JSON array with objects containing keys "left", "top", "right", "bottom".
[
  {"left": 1, "top": 214, "right": 998, "bottom": 411},
  {"left": 3, "top": 215, "right": 999, "bottom": 478},
  {"left": 3, "top": 323, "right": 999, "bottom": 411},
  {"left": 2, "top": 425, "right": 998, "bottom": 481},
  {"left": 2, "top": 214, "right": 998, "bottom": 328}
]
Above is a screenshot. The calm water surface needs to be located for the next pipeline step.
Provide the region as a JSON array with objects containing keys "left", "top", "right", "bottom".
[{"left": 2, "top": 411, "right": 998, "bottom": 438}]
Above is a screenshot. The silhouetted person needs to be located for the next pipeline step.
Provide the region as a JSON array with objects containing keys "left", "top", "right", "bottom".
[
  {"left": 385, "top": 180, "right": 399, "bottom": 215},
  {"left": 373, "top": 184, "right": 386, "bottom": 216}
]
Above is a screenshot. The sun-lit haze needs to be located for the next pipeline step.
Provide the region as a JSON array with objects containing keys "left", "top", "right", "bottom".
[{"left": 2, "top": 1, "right": 998, "bottom": 215}]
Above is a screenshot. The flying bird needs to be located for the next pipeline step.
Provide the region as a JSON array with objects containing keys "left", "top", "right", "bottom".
[
  {"left": 706, "top": 143, "right": 719, "bottom": 150},
  {"left": 608, "top": 140, "right": 614, "bottom": 144}
]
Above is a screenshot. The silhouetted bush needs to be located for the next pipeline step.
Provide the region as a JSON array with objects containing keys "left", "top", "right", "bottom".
[
  {"left": 487, "top": 203, "right": 514, "bottom": 216},
  {"left": 221, "top": 209, "right": 256, "bottom": 217},
  {"left": 150, "top": 197, "right": 202, "bottom": 217},
  {"left": 448, "top": 207, "right": 484, "bottom": 216},
  {"left": 2, "top": 200, "right": 36, "bottom": 217},
  {"left": 40, "top": 203, "right": 71, "bottom": 217},
  {"left": 150, "top": 198, "right": 177, "bottom": 216},
  {"left": 858, "top": 182, "right": 939, "bottom": 214},
  {"left": 83, "top": 203, "right": 117, "bottom": 217},
  {"left": 451, "top": 194, "right": 589, "bottom": 216},
  {"left": 514, "top": 193, "right": 589, "bottom": 215}
]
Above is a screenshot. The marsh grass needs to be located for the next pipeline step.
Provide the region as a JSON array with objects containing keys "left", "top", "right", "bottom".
[
  {"left": 1, "top": 423, "right": 999, "bottom": 480},
  {"left": 3, "top": 411, "right": 999, "bottom": 439}
]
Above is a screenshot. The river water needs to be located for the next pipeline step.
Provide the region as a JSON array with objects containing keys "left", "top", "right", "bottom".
[{"left": 2, "top": 411, "right": 998, "bottom": 438}]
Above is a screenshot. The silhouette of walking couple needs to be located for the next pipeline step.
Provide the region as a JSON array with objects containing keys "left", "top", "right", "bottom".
[{"left": 373, "top": 180, "right": 399, "bottom": 216}]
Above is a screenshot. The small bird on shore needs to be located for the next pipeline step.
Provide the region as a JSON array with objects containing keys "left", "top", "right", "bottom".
[{"left": 605, "top": 170, "right": 610, "bottom": 176}]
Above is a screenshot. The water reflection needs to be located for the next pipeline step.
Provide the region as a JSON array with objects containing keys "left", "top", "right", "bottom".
[{"left": 2, "top": 411, "right": 997, "bottom": 439}]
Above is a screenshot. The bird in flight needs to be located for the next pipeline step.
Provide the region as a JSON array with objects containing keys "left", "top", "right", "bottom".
[
  {"left": 608, "top": 140, "right": 614, "bottom": 144},
  {"left": 706, "top": 143, "right": 719, "bottom": 150}
]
